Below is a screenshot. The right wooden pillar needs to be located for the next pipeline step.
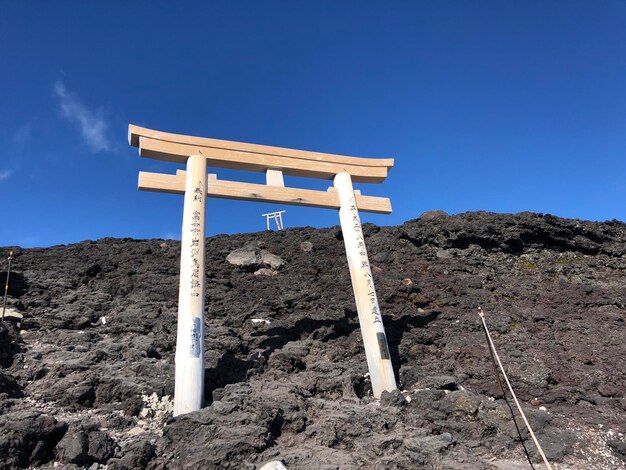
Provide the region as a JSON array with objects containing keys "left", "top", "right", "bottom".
[{"left": 333, "top": 172, "right": 397, "bottom": 398}]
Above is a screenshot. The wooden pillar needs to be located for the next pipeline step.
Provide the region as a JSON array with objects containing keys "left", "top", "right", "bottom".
[
  {"left": 174, "top": 154, "right": 207, "bottom": 416},
  {"left": 333, "top": 172, "right": 397, "bottom": 398}
]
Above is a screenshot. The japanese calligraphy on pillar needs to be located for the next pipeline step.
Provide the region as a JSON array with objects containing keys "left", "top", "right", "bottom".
[
  {"left": 188, "top": 181, "right": 204, "bottom": 357},
  {"left": 349, "top": 196, "right": 382, "bottom": 325},
  {"left": 189, "top": 180, "right": 204, "bottom": 298}
]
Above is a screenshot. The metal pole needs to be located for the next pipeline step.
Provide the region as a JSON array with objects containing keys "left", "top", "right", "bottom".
[
  {"left": 334, "top": 172, "right": 397, "bottom": 398},
  {"left": 174, "top": 155, "right": 207, "bottom": 416},
  {"left": 1, "top": 251, "right": 13, "bottom": 322}
]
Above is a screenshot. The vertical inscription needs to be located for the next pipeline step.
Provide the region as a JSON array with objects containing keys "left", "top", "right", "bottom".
[
  {"left": 348, "top": 195, "right": 383, "bottom": 326},
  {"left": 186, "top": 176, "right": 205, "bottom": 356},
  {"left": 189, "top": 192, "right": 202, "bottom": 298},
  {"left": 193, "top": 181, "right": 204, "bottom": 202}
]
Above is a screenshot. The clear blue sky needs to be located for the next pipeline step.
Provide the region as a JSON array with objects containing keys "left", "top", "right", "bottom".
[{"left": 1, "top": 2, "right": 625, "bottom": 248}]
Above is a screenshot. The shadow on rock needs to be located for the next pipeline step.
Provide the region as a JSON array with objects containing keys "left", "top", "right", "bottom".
[
  {"left": 0, "top": 411, "right": 67, "bottom": 469},
  {"left": 0, "top": 271, "right": 28, "bottom": 298},
  {"left": 254, "top": 309, "right": 359, "bottom": 351},
  {"left": 205, "top": 353, "right": 254, "bottom": 404},
  {"left": 385, "top": 309, "right": 441, "bottom": 380},
  {"left": 0, "top": 321, "right": 23, "bottom": 368}
]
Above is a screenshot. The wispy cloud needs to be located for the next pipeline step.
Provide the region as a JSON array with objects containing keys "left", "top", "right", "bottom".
[
  {"left": 0, "top": 170, "right": 13, "bottom": 181},
  {"left": 53, "top": 80, "right": 113, "bottom": 152}
]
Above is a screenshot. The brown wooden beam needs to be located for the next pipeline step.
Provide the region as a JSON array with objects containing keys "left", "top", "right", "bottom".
[
  {"left": 129, "top": 124, "right": 394, "bottom": 168},
  {"left": 138, "top": 171, "right": 392, "bottom": 214},
  {"left": 137, "top": 137, "right": 390, "bottom": 183}
]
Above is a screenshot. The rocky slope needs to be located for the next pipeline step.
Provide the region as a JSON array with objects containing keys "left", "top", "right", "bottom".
[{"left": 1, "top": 211, "right": 625, "bottom": 469}]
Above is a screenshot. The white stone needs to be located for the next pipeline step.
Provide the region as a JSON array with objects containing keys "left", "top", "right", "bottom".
[
  {"left": 260, "top": 250, "right": 284, "bottom": 269},
  {"left": 254, "top": 268, "right": 275, "bottom": 277},
  {"left": 2, "top": 308, "right": 22, "bottom": 320},
  {"left": 259, "top": 460, "right": 288, "bottom": 470},
  {"left": 226, "top": 249, "right": 259, "bottom": 267},
  {"left": 300, "top": 241, "right": 314, "bottom": 252},
  {"left": 128, "top": 426, "right": 145, "bottom": 436}
]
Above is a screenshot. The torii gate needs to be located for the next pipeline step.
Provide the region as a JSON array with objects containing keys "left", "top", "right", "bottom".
[{"left": 129, "top": 124, "right": 398, "bottom": 416}]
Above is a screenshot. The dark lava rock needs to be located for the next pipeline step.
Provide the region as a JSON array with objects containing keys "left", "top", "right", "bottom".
[
  {"left": 0, "top": 322, "right": 23, "bottom": 399},
  {"left": 0, "top": 410, "right": 67, "bottom": 469},
  {"left": 108, "top": 439, "right": 155, "bottom": 470},
  {"left": 380, "top": 388, "right": 408, "bottom": 407},
  {"left": 0, "top": 212, "right": 625, "bottom": 468},
  {"left": 0, "top": 270, "right": 28, "bottom": 298},
  {"left": 55, "top": 423, "right": 117, "bottom": 465},
  {"left": 609, "top": 439, "right": 626, "bottom": 462},
  {"left": 0, "top": 371, "right": 23, "bottom": 399},
  {"left": 419, "top": 210, "right": 449, "bottom": 221},
  {"left": 0, "top": 321, "right": 22, "bottom": 368},
  {"left": 404, "top": 432, "right": 454, "bottom": 462}
]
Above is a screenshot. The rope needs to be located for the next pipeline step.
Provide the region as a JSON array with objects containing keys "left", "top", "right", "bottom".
[
  {"left": 477, "top": 307, "right": 552, "bottom": 470},
  {"left": 1, "top": 251, "right": 13, "bottom": 322},
  {"left": 480, "top": 311, "right": 537, "bottom": 470}
]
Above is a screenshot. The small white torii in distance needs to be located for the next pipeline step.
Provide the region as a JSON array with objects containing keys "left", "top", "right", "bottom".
[
  {"left": 262, "top": 210, "right": 286, "bottom": 231},
  {"left": 129, "top": 124, "right": 398, "bottom": 416}
]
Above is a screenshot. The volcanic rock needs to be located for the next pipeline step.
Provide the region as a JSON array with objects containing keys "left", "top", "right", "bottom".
[
  {"left": 0, "top": 410, "right": 67, "bottom": 469},
  {"left": 55, "top": 423, "right": 117, "bottom": 465},
  {"left": 0, "top": 211, "right": 625, "bottom": 469}
]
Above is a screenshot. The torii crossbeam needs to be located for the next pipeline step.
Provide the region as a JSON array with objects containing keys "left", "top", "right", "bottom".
[{"left": 129, "top": 124, "right": 398, "bottom": 416}]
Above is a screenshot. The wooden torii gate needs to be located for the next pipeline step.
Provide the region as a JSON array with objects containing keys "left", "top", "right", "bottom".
[{"left": 129, "top": 124, "right": 398, "bottom": 416}]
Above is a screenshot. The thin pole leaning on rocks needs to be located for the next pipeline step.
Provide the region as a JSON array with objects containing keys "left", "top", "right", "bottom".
[
  {"left": 1, "top": 251, "right": 13, "bottom": 322},
  {"left": 477, "top": 307, "right": 553, "bottom": 470}
]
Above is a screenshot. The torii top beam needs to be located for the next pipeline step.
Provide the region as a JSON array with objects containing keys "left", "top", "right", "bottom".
[{"left": 129, "top": 125, "right": 394, "bottom": 184}]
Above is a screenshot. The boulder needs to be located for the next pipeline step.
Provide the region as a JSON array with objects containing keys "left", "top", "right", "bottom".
[
  {"left": 0, "top": 411, "right": 67, "bottom": 468},
  {"left": 55, "top": 424, "right": 117, "bottom": 465},
  {"left": 227, "top": 247, "right": 285, "bottom": 270},
  {"left": 226, "top": 248, "right": 261, "bottom": 269},
  {"left": 260, "top": 250, "right": 285, "bottom": 269}
]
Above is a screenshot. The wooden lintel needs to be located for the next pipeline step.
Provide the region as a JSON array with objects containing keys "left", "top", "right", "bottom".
[
  {"left": 129, "top": 124, "right": 394, "bottom": 168},
  {"left": 138, "top": 171, "right": 392, "bottom": 214},
  {"left": 138, "top": 137, "right": 390, "bottom": 183}
]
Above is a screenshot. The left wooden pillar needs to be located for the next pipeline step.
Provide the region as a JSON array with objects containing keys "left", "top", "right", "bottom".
[{"left": 174, "top": 154, "right": 207, "bottom": 416}]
